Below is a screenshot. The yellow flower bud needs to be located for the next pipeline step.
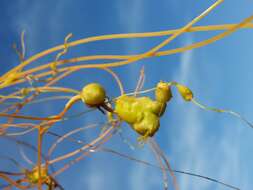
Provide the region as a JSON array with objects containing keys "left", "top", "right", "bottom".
[
  {"left": 80, "top": 83, "right": 106, "bottom": 107},
  {"left": 176, "top": 84, "right": 193, "bottom": 101},
  {"left": 153, "top": 101, "right": 167, "bottom": 116},
  {"left": 26, "top": 167, "right": 48, "bottom": 184},
  {"left": 155, "top": 81, "right": 172, "bottom": 103},
  {"left": 115, "top": 95, "right": 163, "bottom": 138},
  {"left": 20, "top": 88, "right": 30, "bottom": 97},
  {"left": 133, "top": 112, "right": 160, "bottom": 137},
  {"left": 115, "top": 95, "right": 142, "bottom": 124}
]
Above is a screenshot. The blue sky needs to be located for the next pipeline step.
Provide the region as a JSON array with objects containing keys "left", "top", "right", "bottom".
[{"left": 0, "top": 1, "right": 253, "bottom": 190}]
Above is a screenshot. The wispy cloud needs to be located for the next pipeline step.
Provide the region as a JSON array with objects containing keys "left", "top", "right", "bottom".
[
  {"left": 168, "top": 33, "right": 249, "bottom": 189},
  {"left": 129, "top": 146, "right": 161, "bottom": 190},
  {"left": 169, "top": 34, "right": 217, "bottom": 189},
  {"left": 178, "top": 37, "right": 194, "bottom": 84},
  {"left": 84, "top": 164, "right": 105, "bottom": 190},
  {"left": 10, "top": 1, "right": 43, "bottom": 52},
  {"left": 169, "top": 33, "right": 211, "bottom": 188},
  {"left": 117, "top": 0, "right": 144, "bottom": 35},
  {"left": 116, "top": 0, "right": 146, "bottom": 89}
]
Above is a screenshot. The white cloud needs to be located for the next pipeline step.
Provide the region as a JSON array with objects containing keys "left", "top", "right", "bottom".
[
  {"left": 10, "top": 1, "right": 42, "bottom": 52},
  {"left": 116, "top": 0, "right": 146, "bottom": 89},
  {"left": 129, "top": 146, "right": 161, "bottom": 190},
  {"left": 167, "top": 32, "right": 250, "bottom": 190},
  {"left": 178, "top": 37, "right": 194, "bottom": 83},
  {"left": 169, "top": 34, "right": 217, "bottom": 189},
  {"left": 85, "top": 165, "right": 104, "bottom": 190}
]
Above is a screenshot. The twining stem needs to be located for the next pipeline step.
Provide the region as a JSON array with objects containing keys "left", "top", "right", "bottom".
[
  {"left": 14, "top": 23, "right": 253, "bottom": 75},
  {"left": 2, "top": 20, "right": 253, "bottom": 82},
  {"left": 37, "top": 126, "right": 43, "bottom": 190},
  {"left": 47, "top": 125, "right": 97, "bottom": 158},
  {"left": 0, "top": 0, "right": 224, "bottom": 89},
  {"left": 46, "top": 130, "right": 240, "bottom": 190},
  {"left": 48, "top": 126, "right": 114, "bottom": 165},
  {"left": 0, "top": 86, "right": 78, "bottom": 104},
  {"left": 148, "top": 138, "right": 180, "bottom": 190},
  {"left": 0, "top": 173, "right": 27, "bottom": 189},
  {"left": 51, "top": 124, "right": 116, "bottom": 177},
  {"left": 6, "top": 13, "right": 253, "bottom": 90}
]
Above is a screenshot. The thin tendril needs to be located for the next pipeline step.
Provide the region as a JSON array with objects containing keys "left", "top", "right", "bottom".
[{"left": 192, "top": 98, "right": 253, "bottom": 129}]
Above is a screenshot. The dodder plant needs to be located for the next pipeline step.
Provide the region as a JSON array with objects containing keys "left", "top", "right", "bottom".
[{"left": 0, "top": 1, "right": 253, "bottom": 189}]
